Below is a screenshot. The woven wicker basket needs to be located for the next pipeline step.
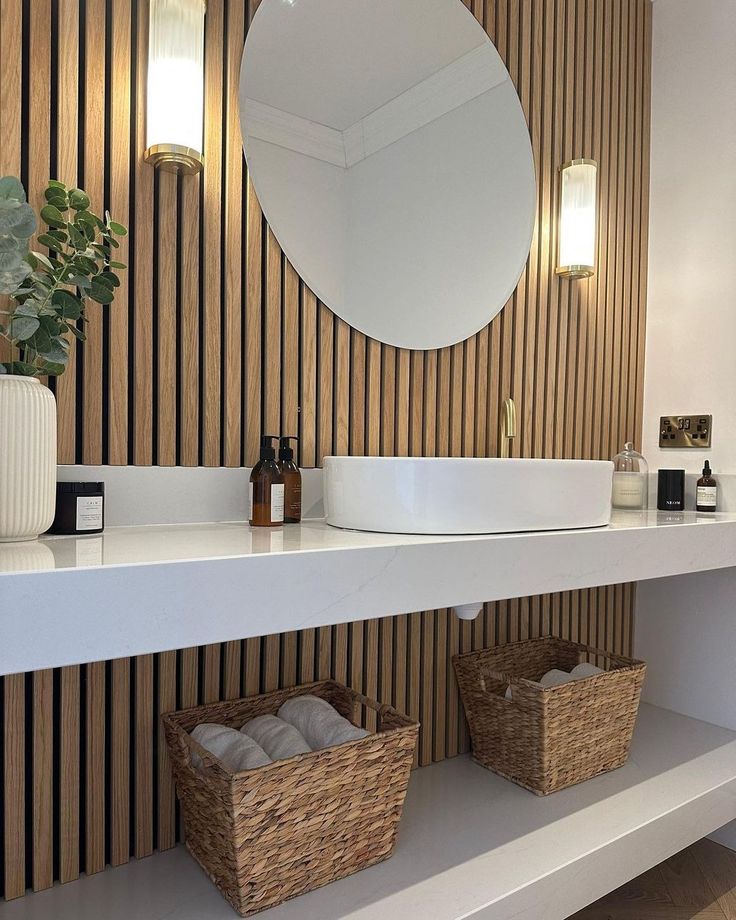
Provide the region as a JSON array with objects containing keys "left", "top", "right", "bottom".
[
  {"left": 163, "top": 680, "right": 419, "bottom": 917},
  {"left": 453, "top": 636, "right": 646, "bottom": 795}
]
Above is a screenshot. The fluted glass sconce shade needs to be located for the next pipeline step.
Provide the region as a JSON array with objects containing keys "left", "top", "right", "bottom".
[
  {"left": 556, "top": 158, "right": 597, "bottom": 278},
  {"left": 144, "top": 0, "right": 206, "bottom": 174}
]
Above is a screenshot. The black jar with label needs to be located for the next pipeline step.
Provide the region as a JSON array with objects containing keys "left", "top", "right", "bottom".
[{"left": 48, "top": 482, "right": 105, "bottom": 535}]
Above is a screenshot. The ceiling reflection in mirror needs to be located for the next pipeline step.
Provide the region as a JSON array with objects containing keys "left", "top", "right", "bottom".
[{"left": 240, "top": 0, "right": 536, "bottom": 350}]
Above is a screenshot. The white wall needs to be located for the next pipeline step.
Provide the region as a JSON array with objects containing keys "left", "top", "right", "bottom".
[
  {"left": 642, "top": 0, "right": 736, "bottom": 475},
  {"left": 638, "top": 0, "right": 736, "bottom": 849}
]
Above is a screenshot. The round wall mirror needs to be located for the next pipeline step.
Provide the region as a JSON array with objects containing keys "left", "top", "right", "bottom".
[{"left": 239, "top": 0, "right": 536, "bottom": 351}]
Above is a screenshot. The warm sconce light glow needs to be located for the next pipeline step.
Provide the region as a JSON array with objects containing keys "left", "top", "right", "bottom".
[
  {"left": 556, "top": 158, "right": 597, "bottom": 279},
  {"left": 144, "top": 0, "right": 206, "bottom": 174}
]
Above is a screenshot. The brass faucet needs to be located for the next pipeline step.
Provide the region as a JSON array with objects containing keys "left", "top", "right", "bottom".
[{"left": 499, "top": 397, "right": 516, "bottom": 458}]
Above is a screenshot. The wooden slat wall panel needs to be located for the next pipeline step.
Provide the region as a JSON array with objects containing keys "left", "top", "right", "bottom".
[{"left": 0, "top": 0, "right": 651, "bottom": 900}]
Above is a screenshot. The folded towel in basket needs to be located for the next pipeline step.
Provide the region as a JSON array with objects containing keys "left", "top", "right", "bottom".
[
  {"left": 241, "top": 714, "right": 312, "bottom": 760},
  {"left": 570, "top": 662, "right": 604, "bottom": 679},
  {"left": 505, "top": 667, "right": 580, "bottom": 700},
  {"left": 190, "top": 723, "right": 272, "bottom": 772},
  {"left": 278, "top": 695, "right": 370, "bottom": 750}
]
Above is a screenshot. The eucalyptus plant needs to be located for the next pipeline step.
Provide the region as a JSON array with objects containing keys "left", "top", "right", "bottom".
[{"left": 0, "top": 176, "right": 127, "bottom": 377}]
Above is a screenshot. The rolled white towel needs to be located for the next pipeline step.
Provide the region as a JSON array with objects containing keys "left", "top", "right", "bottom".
[
  {"left": 537, "top": 668, "right": 576, "bottom": 688},
  {"left": 571, "top": 662, "right": 604, "bottom": 680},
  {"left": 190, "top": 723, "right": 272, "bottom": 773},
  {"left": 278, "top": 695, "right": 370, "bottom": 750},
  {"left": 240, "top": 714, "right": 312, "bottom": 761}
]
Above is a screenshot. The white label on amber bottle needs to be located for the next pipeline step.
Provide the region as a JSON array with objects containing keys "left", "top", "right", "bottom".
[
  {"left": 271, "top": 484, "right": 285, "bottom": 523},
  {"left": 76, "top": 495, "right": 103, "bottom": 531},
  {"left": 248, "top": 482, "right": 253, "bottom": 520},
  {"left": 697, "top": 486, "right": 717, "bottom": 508}
]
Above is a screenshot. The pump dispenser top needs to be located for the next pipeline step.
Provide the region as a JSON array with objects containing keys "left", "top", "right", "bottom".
[
  {"left": 259, "top": 435, "right": 278, "bottom": 460},
  {"left": 278, "top": 436, "right": 297, "bottom": 462}
]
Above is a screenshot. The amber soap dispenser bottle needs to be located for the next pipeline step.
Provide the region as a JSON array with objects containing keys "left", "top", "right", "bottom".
[
  {"left": 249, "top": 436, "right": 284, "bottom": 527},
  {"left": 278, "top": 436, "right": 302, "bottom": 523}
]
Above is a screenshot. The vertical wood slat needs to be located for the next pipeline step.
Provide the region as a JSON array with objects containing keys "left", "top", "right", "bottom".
[
  {"left": 108, "top": 0, "right": 131, "bottom": 464},
  {"left": 223, "top": 0, "right": 245, "bottom": 467},
  {"left": 54, "top": 0, "right": 80, "bottom": 461},
  {"left": 85, "top": 661, "right": 106, "bottom": 876},
  {"left": 133, "top": 0, "right": 154, "bottom": 465},
  {"left": 157, "top": 172, "right": 178, "bottom": 465},
  {"left": 3, "top": 674, "right": 24, "bottom": 899},
  {"left": 1, "top": 0, "right": 26, "bottom": 892},
  {"left": 81, "top": 0, "right": 106, "bottom": 463},
  {"left": 202, "top": 0, "right": 224, "bottom": 466},
  {"left": 110, "top": 659, "right": 130, "bottom": 867}
]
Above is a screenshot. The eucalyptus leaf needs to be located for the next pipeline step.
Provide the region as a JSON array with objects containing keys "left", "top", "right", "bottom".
[
  {"left": 0, "top": 176, "right": 26, "bottom": 202},
  {"left": 68, "top": 224, "right": 87, "bottom": 250},
  {"left": 66, "top": 273, "right": 91, "bottom": 289},
  {"left": 30, "top": 251, "right": 55, "bottom": 272},
  {"left": 9, "top": 314, "right": 40, "bottom": 341},
  {"left": 69, "top": 189, "right": 91, "bottom": 210},
  {"left": 27, "top": 325, "right": 52, "bottom": 354},
  {"left": 96, "top": 271, "right": 120, "bottom": 290},
  {"left": 0, "top": 233, "right": 26, "bottom": 254},
  {"left": 0, "top": 250, "right": 26, "bottom": 272},
  {"left": 37, "top": 233, "right": 60, "bottom": 250},
  {"left": 44, "top": 186, "right": 68, "bottom": 205},
  {"left": 51, "top": 290, "right": 83, "bottom": 319},
  {"left": 1, "top": 360, "right": 37, "bottom": 376},
  {"left": 0, "top": 203, "right": 36, "bottom": 237},
  {"left": 89, "top": 280, "right": 114, "bottom": 304},
  {"left": 13, "top": 299, "right": 41, "bottom": 317},
  {"left": 38, "top": 360, "right": 67, "bottom": 376},
  {"left": 0, "top": 262, "right": 32, "bottom": 294},
  {"left": 40, "top": 204, "right": 66, "bottom": 229}
]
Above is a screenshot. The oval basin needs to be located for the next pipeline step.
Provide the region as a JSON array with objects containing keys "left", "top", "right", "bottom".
[{"left": 323, "top": 457, "right": 613, "bottom": 534}]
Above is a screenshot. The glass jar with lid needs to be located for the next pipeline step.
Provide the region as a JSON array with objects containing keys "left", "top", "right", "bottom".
[{"left": 612, "top": 442, "right": 649, "bottom": 510}]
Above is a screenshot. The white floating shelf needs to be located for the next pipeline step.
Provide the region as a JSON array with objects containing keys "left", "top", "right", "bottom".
[
  {"left": 8, "top": 704, "right": 736, "bottom": 920},
  {"left": 2, "top": 511, "right": 736, "bottom": 674}
]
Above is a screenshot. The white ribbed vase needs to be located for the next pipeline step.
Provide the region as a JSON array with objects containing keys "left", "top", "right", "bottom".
[{"left": 0, "top": 375, "right": 57, "bottom": 542}]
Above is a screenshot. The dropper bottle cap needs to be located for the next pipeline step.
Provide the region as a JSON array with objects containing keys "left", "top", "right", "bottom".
[
  {"left": 279, "top": 436, "right": 298, "bottom": 462},
  {"left": 259, "top": 435, "right": 279, "bottom": 460},
  {"left": 703, "top": 460, "right": 712, "bottom": 476}
]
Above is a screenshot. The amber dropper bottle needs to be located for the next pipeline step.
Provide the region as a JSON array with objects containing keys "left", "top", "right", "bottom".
[
  {"left": 249, "top": 435, "right": 284, "bottom": 527},
  {"left": 278, "top": 436, "right": 302, "bottom": 523},
  {"left": 696, "top": 461, "right": 718, "bottom": 512}
]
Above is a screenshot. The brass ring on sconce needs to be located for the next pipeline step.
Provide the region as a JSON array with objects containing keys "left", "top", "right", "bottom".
[
  {"left": 555, "top": 264, "right": 595, "bottom": 279},
  {"left": 144, "top": 143, "right": 204, "bottom": 175}
]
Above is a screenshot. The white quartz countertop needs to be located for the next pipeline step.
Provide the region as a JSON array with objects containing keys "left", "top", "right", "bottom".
[{"left": 2, "top": 510, "right": 736, "bottom": 675}]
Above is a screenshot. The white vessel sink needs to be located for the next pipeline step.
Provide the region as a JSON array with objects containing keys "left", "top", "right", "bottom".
[{"left": 323, "top": 457, "right": 613, "bottom": 535}]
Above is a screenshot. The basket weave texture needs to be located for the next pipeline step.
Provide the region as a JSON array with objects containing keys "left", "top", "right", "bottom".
[
  {"left": 163, "top": 680, "right": 419, "bottom": 917},
  {"left": 453, "top": 636, "right": 646, "bottom": 795}
]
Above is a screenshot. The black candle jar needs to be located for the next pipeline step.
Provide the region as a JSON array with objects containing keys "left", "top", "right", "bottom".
[{"left": 48, "top": 482, "right": 105, "bottom": 535}]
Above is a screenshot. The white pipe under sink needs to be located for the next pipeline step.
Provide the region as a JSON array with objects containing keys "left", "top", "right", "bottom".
[{"left": 453, "top": 602, "right": 484, "bottom": 620}]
